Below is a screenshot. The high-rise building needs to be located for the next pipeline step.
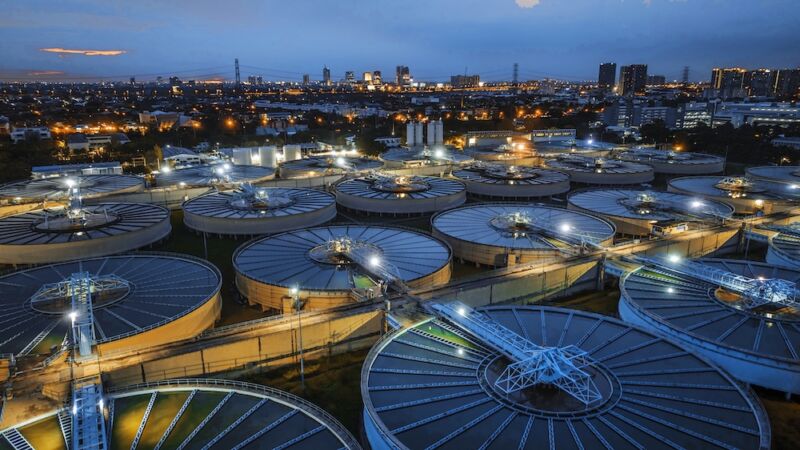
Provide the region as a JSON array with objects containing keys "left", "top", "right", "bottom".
[
  {"left": 598, "top": 63, "right": 616, "bottom": 89},
  {"left": 345, "top": 71, "right": 355, "bottom": 83},
  {"left": 302, "top": 74, "right": 310, "bottom": 85},
  {"left": 396, "top": 65, "right": 411, "bottom": 85},
  {"left": 372, "top": 71, "right": 382, "bottom": 85},
  {"left": 322, "top": 66, "right": 331, "bottom": 86},
  {"left": 363, "top": 72, "right": 373, "bottom": 84},
  {"left": 450, "top": 74, "right": 480, "bottom": 88},
  {"left": 771, "top": 68, "right": 800, "bottom": 98},
  {"left": 744, "top": 69, "right": 775, "bottom": 97},
  {"left": 711, "top": 67, "right": 746, "bottom": 99},
  {"left": 619, "top": 64, "right": 647, "bottom": 96}
]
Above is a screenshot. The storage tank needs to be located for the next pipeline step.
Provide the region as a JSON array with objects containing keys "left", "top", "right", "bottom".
[
  {"left": 405, "top": 122, "right": 416, "bottom": 146},
  {"left": 334, "top": 175, "right": 466, "bottom": 215},
  {"left": 234, "top": 225, "right": 451, "bottom": 312},
  {"left": 545, "top": 154, "right": 654, "bottom": 185},
  {"left": 746, "top": 165, "right": 800, "bottom": 185},
  {"left": 452, "top": 163, "right": 570, "bottom": 199},
  {"left": 0, "top": 379, "right": 359, "bottom": 449},
  {"left": 0, "top": 174, "right": 144, "bottom": 205},
  {"left": 435, "top": 119, "right": 444, "bottom": 144},
  {"left": 432, "top": 203, "right": 615, "bottom": 266},
  {"left": 617, "top": 147, "right": 725, "bottom": 175},
  {"left": 283, "top": 144, "right": 303, "bottom": 162},
  {"left": 568, "top": 188, "right": 734, "bottom": 236},
  {"left": 426, "top": 120, "right": 437, "bottom": 146},
  {"left": 232, "top": 147, "right": 252, "bottom": 166},
  {"left": 620, "top": 257, "right": 800, "bottom": 395},
  {"left": 668, "top": 175, "right": 799, "bottom": 214},
  {"left": 362, "top": 304, "right": 770, "bottom": 450},
  {"left": 414, "top": 121, "right": 424, "bottom": 146},
  {"left": 258, "top": 145, "right": 278, "bottom": 168},
  {"left": 155, "top": 164, "right": 275, "bottom": 188},
  {"left": 183, "top": 185, "right": 336, "bottom": 236},
  {"left": 0, "top": 201, "right": 171, "bottom": 265},
  {"left": 279, "top": 156, "right": 383, "bottom": 179},
  {"left": 0, "top": 253, "right": 221, "bottom": 358}
]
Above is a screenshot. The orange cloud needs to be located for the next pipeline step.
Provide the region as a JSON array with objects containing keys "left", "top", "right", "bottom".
[
  {"left": 40, "top": 47, "right": 126, "bottom": 56},
  {"left": 28, "top": 70, "right": 65, "bottom": 76}
]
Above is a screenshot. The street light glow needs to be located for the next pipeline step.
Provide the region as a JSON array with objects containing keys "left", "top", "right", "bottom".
[
  {"left": 68, "top": 311, "right": 78, "bottom": 322},
  {"left": 559, "top": 223, "right": 572, "bottom": 233},
  {"left": 668, "top": 254, "right": 681, "bottom": 263},
  {"left": 369, "top": 255, "right": 380, "bottom": 267}
]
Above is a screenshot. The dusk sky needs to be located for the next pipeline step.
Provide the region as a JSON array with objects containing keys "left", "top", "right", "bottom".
[{"left": 1, "top": 0, "right": 798, "bottom": 83}]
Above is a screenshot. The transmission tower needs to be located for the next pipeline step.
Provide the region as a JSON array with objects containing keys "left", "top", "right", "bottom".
[
  {"left": 235, "top": 58, "right": 241, "bottom": 90},
  {"left": 512, "top": 63, "right": 519, "bottom": 87}
]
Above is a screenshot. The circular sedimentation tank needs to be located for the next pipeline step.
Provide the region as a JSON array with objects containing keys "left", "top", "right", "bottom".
[
  {"left": 0, "top": 175, "right": 144, "bottom": 205},
  {"left": 452, "top": 163, "right": 570, "bottom": 199},
  {"left": 0, "top": 253, "right": 221, "bottom": 357},
  {"left": 746, "top": 165, "right": 800, "bottom": 185},
  {"left": 432, "top": 203, "right": 615, "bottom": 266},
  {"left": 534, "top": 139, "right": 616, "bottom": 157},
  {"left": 334, "top": 175, "right": 466, "bottom": 215},
  {"left": 668, "top": 175, "right": 799, "bottom": 214},
  {"left": 379, "top": 148, "right": 473, "bottom": 169},
  {"left": 465, "top": 143, "right": 539, "bottom": 166},
  {"left": 234, "top": 225, "right": 452, "bottom": 312},
  {"left": 620, "top": 258, "right": 800, "bottom": 394},
  {"left": 766, "top": 226, "right": 800, "bottom": 269},
  {"left": 0, "top": 379, "right": 359, "bottom": 449},
  {"left": 545, "top": 155, "right": 654, "bottom": 185},
  {"left": 568, "top": 189, "right": 734, "bottom": 236},
  {"left": 0, "top": 202, "right": 171, "bottom": 265},
  {"left": 617, "top": 148, "right": 725, "bottom": 175},
  {"left": 155, "top": 164, "right": 276, "bottom": 187},
  {"left": 183, "top": 185, "right": 336, "bottom": 236},
  {"left": 279, "top": 156, "right": 384, "bottom": 178},
  {"left": 362, "top": 305, "right": 771, "bottom": 450}
]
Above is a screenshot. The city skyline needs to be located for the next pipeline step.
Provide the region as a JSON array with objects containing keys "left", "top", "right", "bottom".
[{"left": 2, "top": 0, "right": 799, "bottom": 82}]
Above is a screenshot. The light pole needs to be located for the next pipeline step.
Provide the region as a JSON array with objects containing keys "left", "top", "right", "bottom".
[{"left": 290, "top": 286, "right": 305, "bottom": 389}]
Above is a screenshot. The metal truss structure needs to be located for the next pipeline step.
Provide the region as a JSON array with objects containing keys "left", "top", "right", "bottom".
[
  {"left": 431, "top": 302, "right": 602, "bottom": 405},
  {"left": 493, "top": 210, "right": 608, "bottom": 251},
  {"left": 324, "top": 237, "right": 409, "bottom": 292},
  {"left": 622, "top": 191, "right": 728, "bottom": 221},
  {"left": 637, "top": 255, "right": 799, "bottom": 310}
]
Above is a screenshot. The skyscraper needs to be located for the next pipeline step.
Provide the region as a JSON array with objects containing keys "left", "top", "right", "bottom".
[
  {"left": 322, "top": 66, "right": 331, "bottom": 86},
  {"left": 772, "top": 68, "right": 800, "bottom": 98},
  {"left": 345, "top": 71, "right": 355, "bottom": 83},
  {"left": 711, "top": 68, "right": 746, "bottom": 99},
  {"left": 744, "top": 69, "right": 775, "bottom": 97},
  {"left": 619, "top": 64, "right": 648, "bottom": 96},
  {"left": 302, "top": 74, "right": 310, "bottom": 85},
  {"left": 396, "top": 65, "right": 411, "bottom": 85},
  {"left": 372, "top": 70, "right": 382, "bottom": 85},
  {"left": 598, "top": 63, "right": 616, "bottom": 89}
]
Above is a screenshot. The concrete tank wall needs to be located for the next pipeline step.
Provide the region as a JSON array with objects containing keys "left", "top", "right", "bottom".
[
  {"left": 0, "top": 206, "right": 172, "bottom": 265},
  {"left": 283, "top": 145, "right": 302, "bottom": 162},
  {"left": 258, "top": 146, "right": 278, "bottom": 168},
  {"left": 184, "top": 201, "right": 337, "bottom": 236},
  {"left": 335, "top": 188, "right": 466, "bottom": 215}
]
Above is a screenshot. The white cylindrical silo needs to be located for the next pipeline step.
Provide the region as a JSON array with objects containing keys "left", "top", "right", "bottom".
[
  {"left": 232, "top": 147, "right": 252, "bottom": 165},
  {"left": 258, "top": 146, "right": 277, "bottom": 168},
  {"left": 283, "top": 144, "right": 302, "bottom": 161},
  {"left": 435, "top": 119, "right": 444, "bottom": 144},
  {"left": 427, "top": 121, "right": 436, "bottom": 146},
  {"left": 414, "top": 121, "right": 424, "bottom": 145},
  {"left": 406, "top": 122, "right": 416, "bottom": 146}
]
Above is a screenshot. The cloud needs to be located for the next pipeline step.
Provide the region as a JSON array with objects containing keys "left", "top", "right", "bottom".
[
  {"left": 28, "top": 70, "right": 65, "bottom": 76},
  {"left": 515, "top": 0, "right": 541, "bottom": 8},
  {"left": 40, "top": 47, "right": 126, "bottom": 56}
]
